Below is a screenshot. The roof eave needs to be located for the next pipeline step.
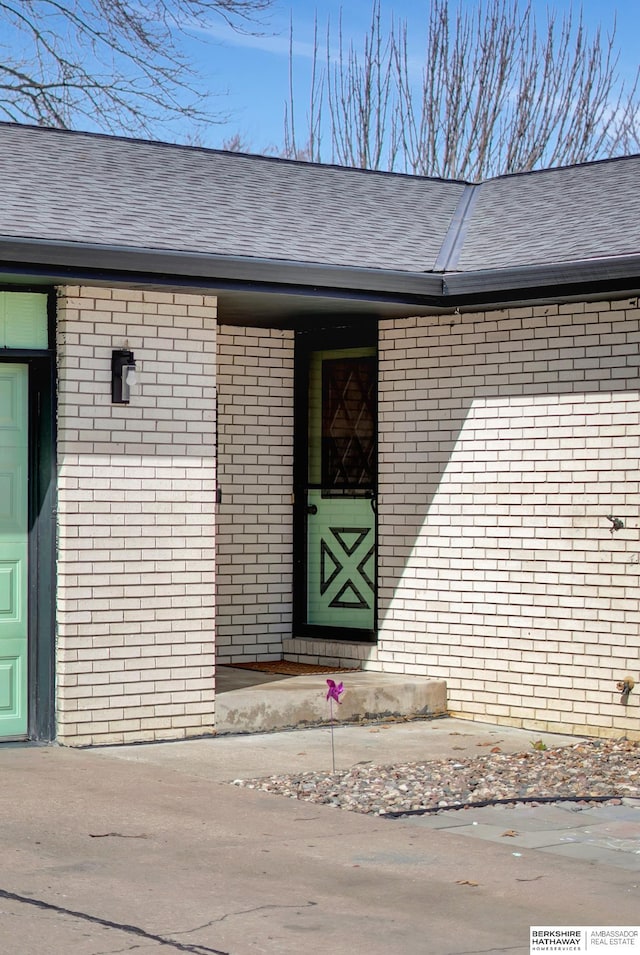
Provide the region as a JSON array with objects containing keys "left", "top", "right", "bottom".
[
  {"left": 2, "top": 238, "right": 640, "bottom": 315},
  {"left": 442, "top": 255, "right": 640, "bottom": 300},
  {"left": 0, "top": 236, "right": 445, "bottom": 304}
]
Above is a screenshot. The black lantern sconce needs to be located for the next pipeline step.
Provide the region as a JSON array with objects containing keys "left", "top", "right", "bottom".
[{"left": 111, "top": 349, "right": 137, "bottom": 404}]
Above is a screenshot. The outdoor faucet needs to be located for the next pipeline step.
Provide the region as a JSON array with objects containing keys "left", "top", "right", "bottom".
[
  {"left": 606, "top": 515, "right": 624, "bottom": 532},
  {"left": 616, "top": 676, "right": 635, "bottom": 704}
]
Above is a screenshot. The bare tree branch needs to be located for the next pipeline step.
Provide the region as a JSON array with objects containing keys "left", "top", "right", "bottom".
[
  {"left": 0, "top": 0, "right": 274, "bottom": 137},
  {"left": 283, "top": 0, "right": 640, "bottom": 179}
]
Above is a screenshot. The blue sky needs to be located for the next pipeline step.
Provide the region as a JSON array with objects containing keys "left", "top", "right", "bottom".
[{"left": 187, "top": 0, "right": 640, "bottom": 153}]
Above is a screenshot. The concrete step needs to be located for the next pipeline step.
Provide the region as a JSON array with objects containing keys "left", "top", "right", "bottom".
[{"left": 215, "top": 667, "right": 447, "bottom": 735}]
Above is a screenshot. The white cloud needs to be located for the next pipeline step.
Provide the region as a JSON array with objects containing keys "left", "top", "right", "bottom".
[{"left": 190, "top": 17, "right": 318, "bottom": 60}]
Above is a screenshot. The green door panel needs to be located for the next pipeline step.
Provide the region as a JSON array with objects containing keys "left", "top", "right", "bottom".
[
  {"left": 307, "top": 490, "right": 375, "bottom": 628},
  {"left": 0, "top": 364, "right": 28, "bottom": 737}
]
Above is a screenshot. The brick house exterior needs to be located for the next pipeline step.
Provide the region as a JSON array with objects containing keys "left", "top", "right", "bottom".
[
  {"left": 55, "top": 287, "right": 217, "bottom": 745},
  {"left": 1, "top": 122, "right": 639, "bottom": 745}
]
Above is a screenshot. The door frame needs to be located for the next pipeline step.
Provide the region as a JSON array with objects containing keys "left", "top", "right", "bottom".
[
  {"left": 293, "top": 323, "right": 378, "bottom": 643},
  {"left": 0, "top": 289, "right": 56, "bottom": 741}
]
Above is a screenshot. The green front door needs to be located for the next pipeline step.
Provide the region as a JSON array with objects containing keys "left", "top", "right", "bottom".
[
  {"left": 304, "top": 346, "right": 377, "bottom": 634},
  {"left": 0, "top": 364, "right": 28, "bottom": 737}
]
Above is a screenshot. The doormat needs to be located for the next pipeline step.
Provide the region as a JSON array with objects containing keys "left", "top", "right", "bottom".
[{"left": 227, "top": 661, "right": 358, "bottom": 676}]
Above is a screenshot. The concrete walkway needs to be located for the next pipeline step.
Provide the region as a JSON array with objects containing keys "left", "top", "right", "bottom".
[
  {"left": 94, "top": 715, "right": 576, "bottom": 781},
  {"left": 0, "top": 719, "right": 638, "bottom": 955},
  {"left": 94, "top": 717, "right": 640, "bottom": 872},
  {"left": 407, "top": 801, "right": 640, "bottom": 871}
]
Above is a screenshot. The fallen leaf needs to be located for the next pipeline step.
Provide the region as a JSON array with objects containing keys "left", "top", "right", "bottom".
[
  {"left": 530, "top": 739, "right": 548, "bottom": 751},
  {"left": 490, "top": 746, "right": 502, "bottom": 753},
  {"left": 501, "top": 830, "right": 519, "bottom": 838},
  {"left": 452, "top": 746, "right": 466, "bottom": 751},
  {"left": 455, "top": 880, "right": 479, "bottom": 887},
  {"left": 369, "top": 728, "right": 380, "bottom": 734}
]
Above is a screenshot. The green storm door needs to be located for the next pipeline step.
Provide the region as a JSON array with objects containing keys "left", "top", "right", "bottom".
[
  {"left": 306, "top": 347, "right": 376, "bottom": 631},
  {"left": 0, "top": 364, "right": 28, "bottom": 737}
]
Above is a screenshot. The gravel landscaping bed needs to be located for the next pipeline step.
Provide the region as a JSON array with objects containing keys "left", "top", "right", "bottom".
[{"left": 232, "top": 738, "right": 640, "bottom": 816}]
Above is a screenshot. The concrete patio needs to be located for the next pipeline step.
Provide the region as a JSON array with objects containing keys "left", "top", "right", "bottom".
[{"left": 214, "top": 665, "right": 448, "bottom": 734}]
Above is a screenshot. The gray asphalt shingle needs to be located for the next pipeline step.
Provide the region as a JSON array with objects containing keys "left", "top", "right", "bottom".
[
  {"left": 1, "top": 122, "right": 640, "bottom": 280},
  {"left": 0, "top": 123, "right": 463, "bottom": 273},
  {"left": 456, "top": 158, "right": 640, "bottom": 271}
]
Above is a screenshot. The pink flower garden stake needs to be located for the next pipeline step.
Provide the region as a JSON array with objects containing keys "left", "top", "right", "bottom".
[
  {"left": 326, "top": 679, "right": 344, "bottom": 772},
  {"left": 326, "top": 679, "right": 344, "bottom": 705}
]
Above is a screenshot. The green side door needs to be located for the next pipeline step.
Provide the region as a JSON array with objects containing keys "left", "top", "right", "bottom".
[
  {"left": 0, "top": 364, "right": 28, "bottom": 737},
  {"left": 305, "top": 347, "right": 377, "bottom": 632}
]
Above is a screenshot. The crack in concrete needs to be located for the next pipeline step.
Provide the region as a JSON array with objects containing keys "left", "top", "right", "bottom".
[
  {"left": 92, "top": 944, "right": 146, "bottom": 955},
  {"left": 167, "top": 901, "right": 318, "bottom": 935},
  {"left": 0, "top": 887, "right": 229, "bottom": 954}
]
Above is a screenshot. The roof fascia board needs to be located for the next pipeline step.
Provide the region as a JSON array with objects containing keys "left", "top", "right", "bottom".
[
  {"left": 2, "top": 238, "right": 640, "bottom": 311},
  {"left": 442, "top": 256, "right": 640, "bottom": 296},
  {"left": 0, "top": 237, "right": 444, "bottom": 300}
]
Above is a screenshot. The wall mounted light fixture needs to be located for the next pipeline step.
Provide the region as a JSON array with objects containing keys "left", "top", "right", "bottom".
[{"left": 111, "top": 349, "right": 137, "bottom": 404}]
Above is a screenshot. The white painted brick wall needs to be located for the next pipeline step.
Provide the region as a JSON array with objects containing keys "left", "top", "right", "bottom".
[
  {"left": 216, "top": 326, "right": 294, "bottom": 661},
  {"left": 378, "top": 300, "right": 640, "bottom": 740},
  {"left": 56, "top": 286, "right": 217, "bottom": 745}
]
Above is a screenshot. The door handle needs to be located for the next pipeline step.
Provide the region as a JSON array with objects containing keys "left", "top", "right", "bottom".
[{"left": 306, "top": 504, "right": 318, "bottom": 515}]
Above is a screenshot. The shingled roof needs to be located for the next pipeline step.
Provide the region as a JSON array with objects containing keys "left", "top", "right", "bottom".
[{"left": 1, "top": 122, "right": 640, "bottom": 322}]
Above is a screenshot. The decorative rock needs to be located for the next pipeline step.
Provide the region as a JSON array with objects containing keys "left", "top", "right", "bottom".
[{"left": 233, "top": 738, "right": 640, "bottom": 817}]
